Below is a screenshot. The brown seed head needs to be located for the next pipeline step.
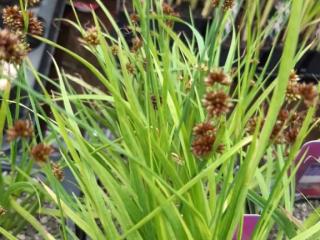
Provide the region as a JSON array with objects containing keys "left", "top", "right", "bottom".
[
  {"left": 192, "top": 135, "right": 215, "bottom": 157},
  {"left": 162, "top": 3, "right": 179, "bottom": 27},
  {"left": 131, "top": 37, "right": 143, "bottom": 52},
  {"left": 162, "top": 3, "right": 174, "bottom": 15},
  {"left": 205, "top": 70, "right": 231, "bottom": 86},
  {"left": 193, "top": 122, "right": 215, "bottom": 137},
  {"left": 286, "top": 71, "right": 301, "bottom": 102},
  {"left": 246, "top": 117, "right": 264, "bottom": 135},
  {"left": 223, "top": 0, "right": 234, "bottom": 11},
  {"left": 130, "top": 13, "right": 139, "bottom": 24},
  {"left": 6, "top": 119, "right": 33, "bottom": 142},
  {"left": 270, "top": 108, "right": 291, "bottom": 144},
  {"left": 278, "top": 109, "right": 289, "bottom": 122},
  {"left": 290, "top": 111, "right": 304, "bottom": 127},
  {"left": 3, "top": 6, "right": 43, "bottom": 36},
  {"left": 31, "top": 143, "right": 53, "bottom": 164},
  {"left": 0, "top": 29, "right": 27, "bottom": 64},
  {"left": 192, "top": 122, "right": 216, "bottom": 157},
  {"left": 203, "top": 91, "right": 232, "bottom": 117},
  {"left": 82, "top": 26, "right": 99, "bottom": 46},
  {"left": 284, "top": 127, "right": 299, "bottom": 145},
  {"left": 271, "top": 121, "right": 285, "bottom": 144},
  {"left": 289, "top": 70, "right": 300, "bottom": 82},
  {"left": 52, "top": 163, "right": 64, "bottom": 182},
  {"left": 298, "top": 83, "right": 318, "bottom": 107}
]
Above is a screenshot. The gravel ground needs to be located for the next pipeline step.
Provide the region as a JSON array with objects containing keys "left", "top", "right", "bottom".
[
  {"left": 268, "top": 199, "right": 320, "bottom": 239},
  {"left": 294, "top": 199, "right": 320, "bottom": 221}
]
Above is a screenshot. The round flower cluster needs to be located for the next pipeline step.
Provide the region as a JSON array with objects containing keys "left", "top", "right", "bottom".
[{"left": 192, "top": 70, "right": 232, "bottom": 157}]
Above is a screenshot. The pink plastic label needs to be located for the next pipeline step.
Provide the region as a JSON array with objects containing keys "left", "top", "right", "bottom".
[
  {"left": 295, "top": 141, "right": 320, "bottom": 198},
  {"left": 233, "top": 214, "right": 260, "bottom": 240}
]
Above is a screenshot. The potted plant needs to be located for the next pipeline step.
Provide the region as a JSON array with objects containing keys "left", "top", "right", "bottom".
[{"left": 18, "top": 0, "right": 320, "bottom": 239}]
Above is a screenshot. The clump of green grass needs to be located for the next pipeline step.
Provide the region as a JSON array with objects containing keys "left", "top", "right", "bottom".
[{"left": 5, "top": 0, "right": 320, "bottom": 239}]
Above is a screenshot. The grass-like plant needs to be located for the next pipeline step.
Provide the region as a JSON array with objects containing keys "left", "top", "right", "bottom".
[
  {"left": 2, "top": 0, "right": 320, "bottom": 239},
  {"left": 0, "top": 2, "right": 56, "bottom": 239}
]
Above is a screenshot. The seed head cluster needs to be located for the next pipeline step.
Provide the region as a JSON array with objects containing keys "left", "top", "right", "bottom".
[
  {"left": 162, "top": 3, "right": 179, "bottom": 27},
  {"left": 205, "top": 70, "right": 231, "bottom": 86},
  {"left": 7, "top": 119, "right": 33, "bottom": 141},
  {"left": 31, "top": 143, "right": 54, "bottom": 164},
  {"left": 0, "top": 29, "right": 27, "bottom": 64},
  {"left": 131, "top": 37, "right": 143, "bottom": 52},
  {"left": 299, "top": 83, "right": 318, "bottom": 107},
  {"left": 192, "top": 122, "right": 216, "bottom": 157},
  {"left": 130, "top": 13, "right": 139, "bottom": 24},
  {"left": 223, "top": 0, "right": 234, "bottom": 11},
  {"left": 82, "top": 26, "right": 99, "bottom": 46},
  {"left": 52, "top": 163, "right": 64, "bottom": 182},
  {"left": 286, "top": 71, "right": 318, "bottom": 106},
  {"left": 203, "top": 91, "right": 232, "bottom": 117},
  {"left": 191, "top": 70, "right": 232, "bottom": 158},
  {"left": 246, "top": 109, "right": 305, "bottom": 146},
  {"left": 2, "top": 5, "right": 44, "bottom": 36}
]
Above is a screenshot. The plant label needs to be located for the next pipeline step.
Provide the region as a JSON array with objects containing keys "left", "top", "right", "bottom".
[
  {"left": 296, "top": 141, "right": 320, "bottom": 198},
  {"left": 233, "top": 214, "right": 260, "bottom": 240}
]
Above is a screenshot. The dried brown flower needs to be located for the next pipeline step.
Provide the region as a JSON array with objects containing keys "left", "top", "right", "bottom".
[
  {"left": 284, "top": 127, "right": 299, "bottom": 145},
  {"left": 203, "top": 91, "right": 232, "bottom": 117},
  {"left": 131, "top": 37, "right": 143, "bottom": 52},
  {"left": 270, "top": 109, "right": 291, "bottom": 143},
  {"left": 0, "top": 29, "right": 27, "bottom": 64},
  {"left": 162, "top": 3, "right": 174, "bottom": 15},
  {"left": 192, "top": 135, "right": 215, "bottom": 157},
  {"left": 31, "top": 143, "right": 53, "bottom": 164},
  {"left": 162, "top": 3, "right": 179, "bottom": 27},
  {"left": 2, "top": 6, "right": 43, "bottom": 36},
  {"left": 289, "top": 70, "right": 300, "bottom": 82},
  {"left": 271, "top": 121, "right": 285, "bottom": 144},
  {"left": 298, "top": 83, "right": 318, "bottom": 106},
  {"left": 52, "top": 162, "right": 64, "bottom": 182},
  {"left": 290, "top": 111, "right": 304, "bottom": 127},
  {"left": 82, "top": 26, "right": 99, "bottom": 46},
  {"left": 223, "top": 0, "right": 234, "bottom": 11},
  {"left": 246, "top": 117, "right": 259, "bottom": 135},
  {"left": 286, "top": 71, "right": 301, "bottom": 102},
  {"left": 192, "top": 122, "right": 216, "bottom": 157},
  {"left": 6, "top": 119, "right": 33, "bottom": 141},
  {"left": 130, "top": 13, "right": 139, "bottom": 24},
  {"left": 193, "top": 122, "right": 215, "bottom": 137},
  {"left": 278, "top": 109, "right": 289, "bottom": 122},
  {"left": 205, "top": 70, "right": 231, "bottom": 86}
]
